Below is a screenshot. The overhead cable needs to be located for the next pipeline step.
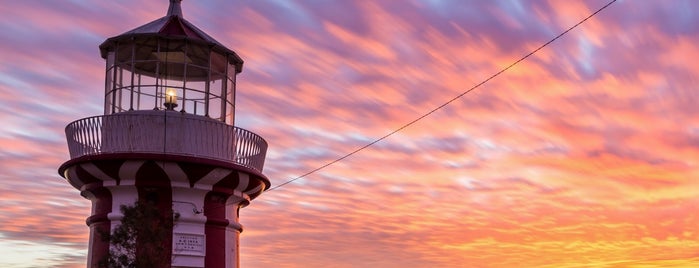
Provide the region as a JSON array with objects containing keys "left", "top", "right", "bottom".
[{"left": 268, "top": 0, "right": 617, "bottom": 191}]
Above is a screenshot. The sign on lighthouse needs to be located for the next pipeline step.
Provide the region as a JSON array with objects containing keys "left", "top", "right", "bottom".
[{"left": 58, "top": 1, "right": 270, "bottom": 267}]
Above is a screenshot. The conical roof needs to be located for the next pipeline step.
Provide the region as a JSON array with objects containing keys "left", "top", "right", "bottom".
[{"left": 99, "top": 0, "right": 243, "bottom": 73}]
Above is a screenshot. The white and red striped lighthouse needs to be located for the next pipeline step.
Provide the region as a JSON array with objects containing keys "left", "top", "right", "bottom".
[{"left": 58, "top": 1, "right": 269, "bottom": 267}]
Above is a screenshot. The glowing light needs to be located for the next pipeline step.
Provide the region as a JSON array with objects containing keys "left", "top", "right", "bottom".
[{"left": 165, "top": 88, "right": 178, "bottom": 110}]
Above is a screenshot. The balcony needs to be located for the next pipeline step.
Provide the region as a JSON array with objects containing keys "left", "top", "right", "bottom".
[{"left": 64, "top": 110, "right": 267, "bottom": 173}]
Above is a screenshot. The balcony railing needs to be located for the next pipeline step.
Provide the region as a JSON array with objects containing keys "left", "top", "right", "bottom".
[{"left": 65, "top": 111, "right": 267, "bottom": 172}]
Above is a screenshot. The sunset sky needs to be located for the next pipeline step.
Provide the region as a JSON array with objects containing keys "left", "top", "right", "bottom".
[{"left": 1, "top": 0, "right": 698, "bottom": 267}]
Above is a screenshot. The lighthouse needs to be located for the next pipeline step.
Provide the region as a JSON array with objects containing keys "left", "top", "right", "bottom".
[{"left": 58, "top": 1, "right": 269, "bottom": 267}]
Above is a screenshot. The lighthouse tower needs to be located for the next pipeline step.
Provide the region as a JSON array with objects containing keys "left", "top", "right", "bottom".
[{"left": 58, "top": 1, "right": 269, "bottom": 267}]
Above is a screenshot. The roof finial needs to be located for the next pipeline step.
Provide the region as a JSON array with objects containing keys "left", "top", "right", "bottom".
[{"left": 167, "top": 0, "right": 183, "bottom": 17}]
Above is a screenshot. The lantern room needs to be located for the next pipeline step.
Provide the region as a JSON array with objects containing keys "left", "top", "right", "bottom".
[{"left": 99, "top": 0, "right": 242, "bottom": 125}]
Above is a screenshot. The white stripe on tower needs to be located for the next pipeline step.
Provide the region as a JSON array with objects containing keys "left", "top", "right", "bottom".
[
  {"left": 65, "top": 167, "right": 82, "bottom": 189},
  {"left": 171, "top": 186, "right": 208, "bottom": 267},
  {"left": 161, "top": 161, "right": 189, "bottom": 188},
  {"left": 118, "top": 160, "right": 145, "bottom": 185},
  {"left": 235, "top": 172, "right": 249, "bottom": 192},
  {"left": 80, "top": 162, "right": 116, "bottom": 185},
  {"left": 244, "top": 184, "right": 263, "bottom": 196},
  {"left": 196, "top": 168, "right": 233, "bottom": 190}
]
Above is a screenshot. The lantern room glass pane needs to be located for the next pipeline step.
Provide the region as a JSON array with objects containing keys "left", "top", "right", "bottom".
[
  {"left": 210, "top": 50, "right": 227, "bottom": 76},
  {"left": 185, "top": 65, "right": 207, "bottom": 116},
  {"left": 119, "top": 86, "right": 131, "bottom": 113},
  {"left": 226, "top": 63, "right": 236, "bottom": 125},
  {"left": 131, "top": 37, "right": 160, "bottom": 80},
  {"left": 116, "top": 65, "right": 134, "bottom": 112},
  {"left": 187, "top": 43, "right": 210, "bottom": 72},
  {"left": 136, "top": 73, "right": 157, "bottom": 110},
  {"left": 209, "top": 96, "right": 222, "bottom": 121},
  {"left": 106, "top": 51, "right": 115, "bottom": 68},
  {"left": 105, "top": 51, "right": 115, "bottom": 114},
  {"left": 181, "top": 88, "right": 204, "bottom": 115},
  {"left": 116, "top": 43, "right": 132, "bottom": 64},
  {"left": 160, "top": 41, "right": 186, "bottom": 80},
  {"left": 209, "top": 76, "right": 224, "bottom": 120}
]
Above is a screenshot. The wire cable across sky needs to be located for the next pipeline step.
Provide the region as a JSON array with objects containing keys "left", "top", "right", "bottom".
[{"left": 268, "top": 0, "right": 618, "bottom": 191}]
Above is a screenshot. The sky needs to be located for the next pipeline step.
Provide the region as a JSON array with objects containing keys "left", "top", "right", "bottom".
[{"left": 0, "top": 0, "right": 698, "bottom": 267}]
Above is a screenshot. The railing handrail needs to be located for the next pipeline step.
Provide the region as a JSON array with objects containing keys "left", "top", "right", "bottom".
[{"left": 65, "top": 112, "right": 267, "bottom": 172}]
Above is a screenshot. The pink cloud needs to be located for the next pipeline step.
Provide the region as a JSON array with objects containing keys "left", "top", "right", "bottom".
[{"left": 1, "top": 0, "right": 698, "bottom": 267}]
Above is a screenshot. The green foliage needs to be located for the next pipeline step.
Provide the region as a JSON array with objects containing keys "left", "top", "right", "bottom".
[{"left": 99, "top": 201, "right": 180, "bottom": 268}]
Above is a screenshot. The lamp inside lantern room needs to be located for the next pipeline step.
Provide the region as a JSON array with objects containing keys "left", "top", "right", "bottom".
[{"left": 164, "top": 88, "right": 178, "bottom": 110}]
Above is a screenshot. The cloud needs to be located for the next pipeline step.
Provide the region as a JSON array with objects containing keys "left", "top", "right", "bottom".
[{"left": 1, "top": 0, "right": 698, "bottom": 267}]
